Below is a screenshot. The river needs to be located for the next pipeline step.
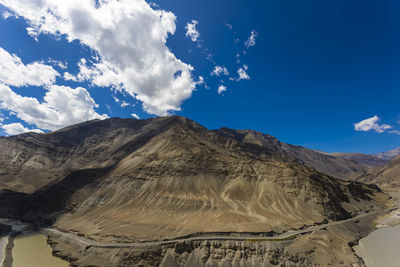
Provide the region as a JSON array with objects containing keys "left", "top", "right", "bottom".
[
  {"left": 11, "top": 232, "right": 69, "bottom": 267},
  {"left": 354, "top": 223, "right": 400, "bottom": 267}
]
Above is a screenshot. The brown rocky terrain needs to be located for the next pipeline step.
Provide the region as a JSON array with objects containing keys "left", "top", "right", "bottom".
[
  {"left": 329, "top": 153, "right": 388, "bottom": 169},
  {"left": 373, "top": 147, "right": 400, "bottom": 161},
  {"left": 0, "top": 116, "right": 373, "bottom": 195},
  {"left": 0, "top": 116, "right": 395, "bottom": 266},
  {"left": 357, "top": 155, "right": 400, "bottom": 192},
  {"left": 45, "top": 209, "right": 385, "bottom": 267},
  {"left": 214, "top": 128, "right": 370, "bottom": 179}
]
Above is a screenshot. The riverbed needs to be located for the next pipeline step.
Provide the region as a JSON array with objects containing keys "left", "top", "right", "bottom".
[
  {"left": 354, "top": 223, "right": 400, "bottom": 267},
  {"left": 11, "top": 232, "right": 69, "bottom": 267}
]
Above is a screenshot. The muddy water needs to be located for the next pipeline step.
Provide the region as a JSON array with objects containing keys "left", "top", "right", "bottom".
[
  {"left": 354, "top": 224, "right": 400, "bottom": 267},
  {"left": 12, "top": 232, "right": 69, "bottom": 267}
]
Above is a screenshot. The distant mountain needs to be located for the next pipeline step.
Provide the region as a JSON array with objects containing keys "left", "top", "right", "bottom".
[
  {"left": 373, "top": 147, "right": 400, "bottom": 161},
  {"left": 329, "top": 153, "right": 388, "bottom": 168},
  {"left": 0, "top": 116, "right": 390, "bottom": 242},
  {"left": 357, "top": 155, "right": 400, "bottom": 191},
  {"left": 214, "top": 128, "right": 369, "bottom": 179}
]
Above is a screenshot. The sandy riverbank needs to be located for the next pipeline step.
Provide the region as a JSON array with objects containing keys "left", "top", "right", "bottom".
[{"left": 2, "top": 233, "right": 15, "bottom": 267}]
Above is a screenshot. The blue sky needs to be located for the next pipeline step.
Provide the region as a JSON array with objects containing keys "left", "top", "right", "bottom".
[{"left": 0, "top": 0, "right": 399, "bottom": 154}]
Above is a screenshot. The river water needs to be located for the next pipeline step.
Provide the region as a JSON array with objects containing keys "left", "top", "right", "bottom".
[
  {"left": 11, "top": 232, "right": 69, "bottom": 267},
  {"left": 354, "top": 224, "right": 400, "bottom": 267}
]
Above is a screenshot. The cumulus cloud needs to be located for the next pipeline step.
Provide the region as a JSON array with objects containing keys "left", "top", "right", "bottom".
[
  {"left": 185, "top": 20, "right": 200, "bottom": 42},
  {"left": 354, "top": 115, "right": 392, "bottom": 133},
  {"left": 217, "top": 85, "right": 226, "bottom": 94},
  {"left": 113, "top": 95, "right": 130, "bottom": 108},
  {"left": 0, "top": 83, "right": 108, "bottom": 131},
  {"left": 389, "top": 130, "right": 400, "bottom": 135},
  {"left": 1, "top": 122, "right": 43, "bottom": 135},
  {"left": 1, "top": 0, "right": 196, "bottom": 116},
  {"left": 196, "top": 76, "right": 209, "bottom": 89},
  {"left": 131, "top": 113, "right": 140, "bottom": 119},
  {"left": 63, "top": 72, "right": 77, "bottom": 82},
  {"left": 197, "top": 76, "right": 205, "bottom": 85},
  {"left": 121, "top": 101, "right": 130, "bottom": 108},
  {"left": 211, "top": 66, "right": 229, "bottom": 76},
  {"left": 245, "top": 30, "right": 258, "bottom": 48},
  {"left": 0, "top": 47, "right": 59, "bottom": 87},
  {"left": 237, "top": 65, "right": 250, "bottom": 81},
  {"left": 2, "top": 10, "right": 15, "bottom": 19}
]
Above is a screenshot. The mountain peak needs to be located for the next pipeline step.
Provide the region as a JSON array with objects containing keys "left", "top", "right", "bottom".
[{"left": 373, "top": 147, "right": 400, "bottom": 161}]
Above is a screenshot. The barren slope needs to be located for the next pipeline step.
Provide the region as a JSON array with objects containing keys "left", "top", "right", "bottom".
[
  {"left": 214, "top": 128, "right": 369, "bottom": 179},
  {"left": 358, "top": 156, "right": 400, "bottom": 191},
  {"left": 329, "top": 153, "right": 387, "bottom": 168},
  {"left": 0, "top": 117, "right": 179, "bottom": 193},
  {"left": 11, "top": 117, "right": 391, "bottom": 241}
]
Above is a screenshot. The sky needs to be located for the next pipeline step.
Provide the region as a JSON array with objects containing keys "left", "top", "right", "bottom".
[{"left": 0, "top": 0, "right": 399, "bottom": 154}]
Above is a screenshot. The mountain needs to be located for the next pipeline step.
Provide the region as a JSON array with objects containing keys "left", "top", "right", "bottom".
[
  {"left": 0, "top": 116, "right": 395, "bottom": 267},
  {"left": 0, "top": 117, "right": 370, "bottom": 195},
  {"left": 357, "top": 155, "right": 400, "bottom": 191},
  {"left": 214, "top": 128, "right": 369, "bottom": 179},
  {"left": 373, "top": 147, "right": 400, "bottom": 161},
  {"left": 329, "top": 153, "right": 388, "bottom": 168},
  {"left": 0, "top": 116, "right": 391, "bottom": 242}
]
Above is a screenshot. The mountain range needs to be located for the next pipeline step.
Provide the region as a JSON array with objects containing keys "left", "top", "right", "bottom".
[
  {"left": 357, "top": 155, "right": 400, "bottom": 192},
  {"left": 0, "top": 116, "right": 397, "bottom": 266},
  {"left": 373, "top": 147, "right": 400, "bottom": 161}
]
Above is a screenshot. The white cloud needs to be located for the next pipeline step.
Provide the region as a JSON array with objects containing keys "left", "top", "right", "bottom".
[
  {"left": 121, "top": 101, "right": 130, "bottom": 108},
  {"left": 0, "top": 83, "right": 108, "bottom": 131},
  {"left": 1, "top": 122, "right": 43, "bottom": 135},
  {"left": 113, "top": 95, "right": 130, "bottom": 107},
  {"left": 131, "top": 113, "right": 140, "bottom": 119},
  {"left": 63, "top": 72, "right": 77, "bottom": 82},
  {"left": 185, "top": 20, "right": 200, "bottom": 42},
  {"left": 0, "top": 47, "right": 59, "bottom": 87},
  {"left": 197, "top": 76, "right": 205, "bottom": 85},
  {"left": 245, "top": 30, "right": 258, "bottom": 48},
  {"left": 389, "top": 130, "right": 400, "bottom": 135},
  {"left": 1, "top": 0, "right": 196, "bottom": 116},
  {"left": 2, "top": 10, "right": 15, "bottom": 19},
  {"left": 113, "top": 96, "right": 120, "bottom": 103},
  {"left": 63, "top": 59, "right": 121, "bottom": 88},
  {"left": 354, "top": 115, "right": 392, "bottom": 133},
  {"left": 217, "top": 85, "right": 226, "bottom": 95},
  {"left": 47, "top": 59, "right": 67, "bottom": 69},
  {"left": 149, "top": 2, "right": 159, "bottom": 8},
  {"left": 237, "top": 65, "right": 250, "bottom": 81},
  {"left": 211, "top": 66, "right": 229, "bottom": 76},
  {"left": 196, "top": 76, "right": 209, "bottom": 89}
]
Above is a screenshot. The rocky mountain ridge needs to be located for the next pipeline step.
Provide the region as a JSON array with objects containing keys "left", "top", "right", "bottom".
[
  {"left": 373, "top": 147, "right": 400, "bottom": 161},
  {"left": 0, "top": 116, "right": 392, "bottom": 241},
  {"left": 357, "top": 155, "right": 400, "bottom": 191},
  {"left": 0, "top": 116, "right": 395, "bottom": 266}
]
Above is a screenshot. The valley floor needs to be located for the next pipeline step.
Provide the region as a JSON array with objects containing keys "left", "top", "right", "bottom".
[{"left": 3, "top": 206, "right": 389, "bottom": 267}]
